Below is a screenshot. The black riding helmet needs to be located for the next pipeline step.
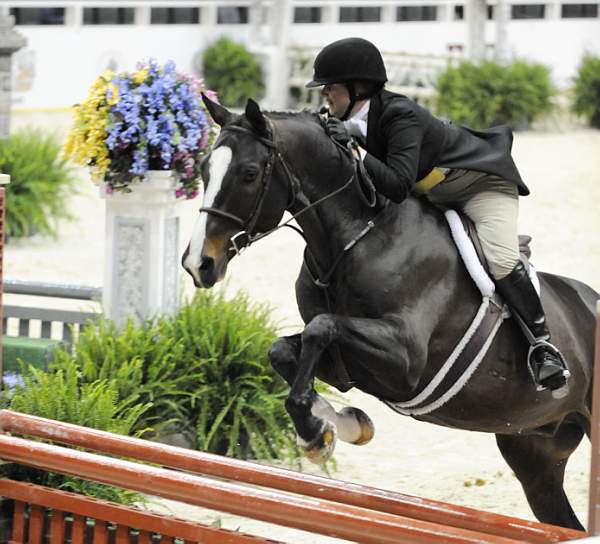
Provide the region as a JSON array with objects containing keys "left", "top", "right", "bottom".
[{"left": 306, "top": 38, "right": 388, "bottom": 120}]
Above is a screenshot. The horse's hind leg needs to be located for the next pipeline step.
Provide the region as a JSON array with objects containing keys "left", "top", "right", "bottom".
[
  {"left": 495, "top": 418, "right": 585, "bottom": 530},
  {"left": 269, "top": 334, "right": 374, "bottom": 455}
]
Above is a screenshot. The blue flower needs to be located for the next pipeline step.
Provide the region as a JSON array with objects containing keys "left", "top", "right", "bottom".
[{"left": 104, "top": 59, "right": 214, "bottom": 197}]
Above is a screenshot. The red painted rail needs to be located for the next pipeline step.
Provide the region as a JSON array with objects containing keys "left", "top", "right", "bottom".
[
  {"left": 1, "top": 479, "right": 276, "bottom": 543},
  {"left": 588, "top": 303, "right": 600, "bottom": 535},
  {"left": 0, "top": 410, "right": 584, "bottom": 543},
  {"left": 0, "top": 432, "right": 526, "bottom": 544}
]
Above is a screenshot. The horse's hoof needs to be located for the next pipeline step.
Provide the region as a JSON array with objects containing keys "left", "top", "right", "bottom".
[
  {"left": 338, "top": 406, "right": 375, "bottom": 445},
  {"left": 297, "top": 421, "right": 337, "bottom": 464}
]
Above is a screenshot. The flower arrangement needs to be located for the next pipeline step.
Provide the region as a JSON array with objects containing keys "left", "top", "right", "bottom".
[{"left": 63, "top": 59, "right": 216, "bottom": 198}]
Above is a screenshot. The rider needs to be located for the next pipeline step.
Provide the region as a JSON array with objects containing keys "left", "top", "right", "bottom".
[{"left": 306, "top": 37, "right": 569, "bottom": 395}]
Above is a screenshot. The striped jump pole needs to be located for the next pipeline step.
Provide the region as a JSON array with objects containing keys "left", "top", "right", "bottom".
[
  {"left": 0, "top": 432, "right": 526, "bottom": 544},
  {"left": 588, "top": 301, "right": 600, "bottom": 535},
  {"left": 0, "top": 173, "right": 8, "bottom": 386},
  {"left": 0, "top": 410, "right": 583, "bottom": 543}
]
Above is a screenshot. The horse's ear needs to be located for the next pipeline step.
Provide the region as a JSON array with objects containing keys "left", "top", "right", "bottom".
[
  {"left": 202, "top": 92, "right": 233, "bottom": 126},
  {"left": 245, "top": 98, "right": 267, "bottom": 135}
]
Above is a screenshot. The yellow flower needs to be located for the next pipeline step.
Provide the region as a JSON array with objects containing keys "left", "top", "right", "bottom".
[
  {"left": 107, "top": 83, "right": 119, "bottom": 105},
  {"left": 133, "top": 68, "right": 149, "bottom": 84},
  {"left": 62, "top": 72, "right": 114, "bottom": 179}
]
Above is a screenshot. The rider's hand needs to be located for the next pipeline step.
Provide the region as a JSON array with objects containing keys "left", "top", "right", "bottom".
[{"left": 326, "top": 117, "right": 352, "bottom": 146}]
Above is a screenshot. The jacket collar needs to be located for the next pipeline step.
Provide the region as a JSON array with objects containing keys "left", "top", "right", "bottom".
[{"left": 366, "top": 90, "right": 385, "bottom": 159}]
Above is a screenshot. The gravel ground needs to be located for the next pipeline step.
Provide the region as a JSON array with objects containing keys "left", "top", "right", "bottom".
[{"left": 4, "top": 118, "right": 600, "bottom": 542}]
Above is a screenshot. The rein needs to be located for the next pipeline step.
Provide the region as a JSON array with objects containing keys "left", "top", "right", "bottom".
[{"left": 198, "top": 121, "right": 380, "bottom": 289}]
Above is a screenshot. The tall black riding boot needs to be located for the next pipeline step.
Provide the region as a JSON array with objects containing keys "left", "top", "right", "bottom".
[{"left": 495, "top": 261, "right": 568, "bottom": 394}]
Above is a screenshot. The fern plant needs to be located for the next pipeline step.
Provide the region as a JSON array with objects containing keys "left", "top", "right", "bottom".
[
  {"left": 0, "top": 128, "right": 78, "bottom": 239},
  {"left": 4, "top": 359, "right": 150, "bottom": 504},
  {"left": 53, "top": 317, "right": 194, "bottom": 435},
  {"left": 167, "top": 289, "right": 298, "bottom": 461},
  {"left": 46, "top": 288, "right": 301, "bottom": 463}
]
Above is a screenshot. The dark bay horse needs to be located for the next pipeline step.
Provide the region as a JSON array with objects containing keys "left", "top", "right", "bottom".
[{"left": 182, "top": 95, "right": 598, "bottom": 530}]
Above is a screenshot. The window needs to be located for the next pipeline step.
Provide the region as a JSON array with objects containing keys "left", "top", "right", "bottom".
[
  {"left": 511, "top": 4, "right": 546, "bottom": 18},
  {"left": 397, "top": 6, "right": 438, "bottom": 20},
  {"left": 339, "top": 7, "right": 381, "bottom": 22},
  {"left": 294, "top": 7, "right": 322, "bottom": 23},
  {"left": 561, "top": 3, "right": 598, "bottom": 17},
  {"left": 217, "top": 6, "right": 249, "bottom": 24},
  {"left": 151, "top": 7, "right": 200, "bottom": 24},
  {"left": 487, "top": 5, "right": 495, "bottom": 18},
  {"left": 454, "top": 5, "right": 465, "bottom": 19},
  {"left": 10, "top": 8, "right": 65, "bottom": 25},
  {"left": 83, "top": 8, "right": 135, "bottom": 25}
]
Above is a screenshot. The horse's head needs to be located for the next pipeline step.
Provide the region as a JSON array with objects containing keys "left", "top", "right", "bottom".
[{"left": 182, "top": 95, "right": 290, "bottom": 288}]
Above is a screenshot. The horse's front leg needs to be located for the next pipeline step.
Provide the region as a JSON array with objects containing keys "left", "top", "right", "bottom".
[
  {"left": 269, "top": 334, "right": 375, "bottom": 459},
  {"left": 284, "top": 316, "right": 339, "bottom": 463},
  {"left": 285, "top": 313, "right": 412, "bottom": 464}
]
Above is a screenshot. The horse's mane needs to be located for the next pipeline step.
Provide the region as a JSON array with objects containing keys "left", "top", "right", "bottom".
[
  {"left": 264, "top": 109, "right": 327, "bottom": 134},
  {"left": 265, "top": 109, "right": 323, "bottom": 123}
]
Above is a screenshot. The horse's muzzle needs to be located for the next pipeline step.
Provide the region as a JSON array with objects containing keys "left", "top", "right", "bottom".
[
  {"left": 198, "top": 255, "right": 218, "bottom": 287},
  {"left": 182, "top": 253, "right": 227, "bottom": 289}
]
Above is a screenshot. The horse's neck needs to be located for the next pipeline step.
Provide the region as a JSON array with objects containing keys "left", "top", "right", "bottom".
[
  {"left": 278, "top": 119, "right": 370, "bottom": 265},
  {"left": 290, "top": 172, "right": 375, "bottom": 269}
]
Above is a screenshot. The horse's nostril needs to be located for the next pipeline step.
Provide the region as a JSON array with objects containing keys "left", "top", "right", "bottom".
[{"left": 199, "top": 256, "right": 214, "bottom": 271}]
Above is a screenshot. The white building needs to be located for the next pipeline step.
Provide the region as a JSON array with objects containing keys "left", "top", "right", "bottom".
[{"left": 4, "top": 0, "right": 600, "bottom": 110}]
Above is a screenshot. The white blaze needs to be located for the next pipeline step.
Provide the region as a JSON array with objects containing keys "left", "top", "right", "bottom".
[{"left": 184, "top": 146, "right": 233, "bottom": 278}]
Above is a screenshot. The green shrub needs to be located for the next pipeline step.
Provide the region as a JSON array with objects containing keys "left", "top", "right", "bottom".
[
  {"left": 202, "top": 37, "right": 265, "bottom": 107},
  {"left": 571, "top": 53, "right": 600, "bottom": 128},
  {"left": 3, "top": 359, "right": 150, "bottom": 504},
  {"left": 435, "top": 60, "right": 555, "bottom": 129},
  {"left": 0, "top": 128, "right": 78, "bottom": 239},
  {"left": 50, "top": 288, "right": 301, "bottom": 463},
  {"left": 168, "top": 289, "right": 297, "bottom": 461}
]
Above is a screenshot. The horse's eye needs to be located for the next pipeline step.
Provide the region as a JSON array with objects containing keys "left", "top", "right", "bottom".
[{"left": 244, "top": 169, "right": 258, "bottom": 183}]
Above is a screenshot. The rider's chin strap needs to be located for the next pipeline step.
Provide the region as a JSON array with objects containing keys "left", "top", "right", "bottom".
[
  {"left": 340, "top": 82, "right": 357, "bottom": 121},
  {"left": 339, "top": 82, "right": 381, "bottom": 121}
]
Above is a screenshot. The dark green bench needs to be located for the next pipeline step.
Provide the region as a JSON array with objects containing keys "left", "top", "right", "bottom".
[{"left": 2, "top": 280, "right": 101, "bottom": 372}]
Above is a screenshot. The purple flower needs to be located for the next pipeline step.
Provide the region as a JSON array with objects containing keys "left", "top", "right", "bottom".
[
  {"left": 104, "top": 59, "right": 215, "bottom": 195},
  {"left": 3, "top": 372, "right": 25, "bottom": 390}
]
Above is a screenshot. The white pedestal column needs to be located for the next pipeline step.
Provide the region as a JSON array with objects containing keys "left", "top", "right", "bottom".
[{"left": 101, "top": 171, "right": 184, "bottom": 327}]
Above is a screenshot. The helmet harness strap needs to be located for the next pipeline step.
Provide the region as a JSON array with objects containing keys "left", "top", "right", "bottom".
[
  {"left": 340, "top": 81, "right": 357, "bottom": 121},
  {"left": 340, "top": 81, "right": 383, "bottom": 121}
]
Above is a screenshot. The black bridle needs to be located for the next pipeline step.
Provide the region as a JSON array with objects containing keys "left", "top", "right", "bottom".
[
  {"left": 198, "top": 120, "right": 383, "bottom": 288},
  {"left": 198, "top": 123, "right": 280, "bottom": 255}
]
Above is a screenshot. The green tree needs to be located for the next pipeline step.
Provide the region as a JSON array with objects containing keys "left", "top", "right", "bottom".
[
  {"left": 202, "top": 37, "right": 265, "bottom": 107},
  {"left": 435, "top": 60, "right": 555, "bottom": 129},
  {"left": 571, "top": 53, "right": 600, "bottom": 128},
  {"left": 0, "top": 128, "right": 78, "bottom": 239}
]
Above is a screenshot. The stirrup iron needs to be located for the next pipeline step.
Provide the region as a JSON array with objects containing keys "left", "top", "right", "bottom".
[
  {"left": 527, "top": 340, "right": 571, "bottom": 398},
  {"left": 511, "top": 311, "right": 570, "bottom": 398}
]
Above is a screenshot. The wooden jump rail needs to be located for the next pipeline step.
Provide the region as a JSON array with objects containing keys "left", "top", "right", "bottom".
[
  {"left": 0, "top": 479, "right": 277, "bottom": 544},
  {"left": 0, "top": 410, "right": 584, "bottom": 543},
  {"left": 588, "top": 301, "right": 600, "bottom": 535}
]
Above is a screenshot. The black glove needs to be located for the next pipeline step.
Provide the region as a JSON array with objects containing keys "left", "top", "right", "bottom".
[{"left": 326, "top": 117, "right": 352, "bottom": 147}]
